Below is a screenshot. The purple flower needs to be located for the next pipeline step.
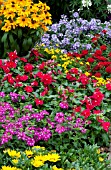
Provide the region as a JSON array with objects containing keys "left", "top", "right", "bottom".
[
  {"left": 73, "top": 12, "right": 79, "bottom": 18},
  {"left": 59, "top": 101, "right": 69, "bottom": 109}
]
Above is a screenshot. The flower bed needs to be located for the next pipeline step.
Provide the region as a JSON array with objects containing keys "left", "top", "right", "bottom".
[{"left": 0, "top": 3, "right": 111, "bottom": 170}]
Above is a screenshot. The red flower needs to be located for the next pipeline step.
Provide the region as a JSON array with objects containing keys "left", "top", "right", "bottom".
[
  {"left": 81, "top": 109, "right": 91, "bottom": 119},
  {"left": 20, "top": 57, "right": 27, "bottom": 62},
  {"left": 8, "top": 50, "right": 18, "bottom": 61},
  {"left": 100, "top": 45, "right": 107, "bottom": 51},
  {"left": 70, "top": 68, "right": 78, "bottom": 74},
  {"left": 24, "top": 86, "right": 33, "bottom": 93},
  {"left": 6, "top": 61, "right": 17, "bottom": 68},
  {"left": 94, "top": 49, "right": 102, "bottom": 56},
  {"left": 81, "top": 50, "right": 88, "bottom": 56},
  {"left": 101, "top": 121, "right": 110, "bottom": 132},
  {"left": 14, "top": 83, "right": 23, "bottom": 88},
  {"left": 106, "top": 66, "right": 111, "bottom": 73},
  {"left": 7, "top": 75, "right": 14, "bottom": 84},
  {"left": 2, "top": 65, "right": 10, "bottom": 73},
  {"left": 35, "top": 98, "right": 44, "bottom": 105},
  {"left": 39, "top": 62, "right": 45, "bottom": 70},
  {"left": 87, "top": 57, "right": 94, "bottom": 63},
  {"left": 35, "top": 71, "right": 44, "bottom": 78},
  {"left": 31, "top": 80, "right": 38, "bottom": 86},
  {"left": 106, "top": 83, "right": 111, "bottom": 90},
  {"left": 102, "top": 30, "right": 107, "bottom": 34},
  {"left": 91, "top": 37, "right": 98, "bottom": 43},
  {"left": 78, "top": 74, "right": 89, "bottom": 85},
  {"left": 40, "top": 87, "right": 48, "bottom": 96},
  {"left": 20, "top": 75, "right": 28, "bottom": 81},
  {"left": 75, "top": 106, "right": 81, "bottom": 112},
  {"left": 93, "top": 110, "right": 101, "bottom": 114},
  {"left": 108, "top": 52, "right": 111, "bottom": 57},
  {"left": 41, "top": 74, "right": 52, "bottom": 86},
  {"left": 15, "top": 75, "right": 21, "bottom": 82},
  {"left": 24, "top": 63, "right": 34, "bottom": 72},
  {"left": 94, "top": 72, "right": 101, "bottom": 77},
  {"left": 0, "top": 59, "right": 2, "bottom": 67}
]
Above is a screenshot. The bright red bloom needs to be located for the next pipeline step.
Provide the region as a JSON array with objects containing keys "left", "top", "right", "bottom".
[
  {"left": 20, "top": 57, "right": 27, "bottom": 62},
  {"left": 41, "top": 74, "right": 52, "bottom": 86},
  {"left": 93, "top": 110, "right": 101, "bottom": 114},
  {"left": 108, "top": 52, "right": 111, "bottom": 57},
  {"left": 81, "top": 50, "right": 88, "bottom": 56},
  {"left": 15, "top": 75, "right": 21, "bottom": 82},
  {"left": 91, "top": 37, "right": 98, "bottom": 43},
  {"left": 2, "top": 65, "right": 10, "bottom": 73},
  {"left": 100, "top": 45, "right": 107, "bottom": 51},
  {"left": 78, "top": 74, "right": 89, "bottom": 85},
  {"left": 92, "top": 89, "right": 104, "bottom": 101},
  {"left": 94, "top": 49, "right": 102, "bottom": 56},
  {"left": 24, "top": 63, "right": 34, "bottom": 72},
  {"left": 14, "top": 82, "right": 23, "bottom": 88},
  {"left": 106, "top": 83, "right": 111, "bottom": 90},
  {"left": 106, "top": 66, "right": 111, "bottom": 73},
  {"left": 81, "top": 109, "right": 91, "bottom": 119},
  {"left": 40, "top": 87, "right": 48, "bottom": 96},
  {"left": 94, "top": 72, "right": 101, "bottom": 77},
  {"left": 39, "top": 62, "right": 45, "bottom": 70},
  {"left": 31, "top": 80, "right": 38, "bottom": 86},
  {"left": 7, "top": 75, "right": 14, "bottom": 84},
  {"left": 102, "top": 30, "right": 107, "bottom": 34},
  {"left": 8, "top": 50, "right": 18, "bottom": 61},
  {"left": 66, "top": 73, "right": 76, "bottom": 81},
  {"left": 70, "top": 68, "right": 78, "bottom": 74},
  {"left": 6, "top": 61, "right": 17, "bottom": 68},
  {"left": 35, "top": 71, "right": 44, "bottom": 78},
  {"left": 0, "top": 59, "right": 2, "bottom": 67},
  {"left": 101, "top": 121, "right": 110, "bottom": 132},
  {"left": 75, "top": 106, "right": 81, "bottom": 112},
  {"left": 35, "top": 98, "right": 44, "bottom": 105},
  {"left": 20, "top": 75, "right": 28, "bottom": 81},
  {"left": 24, "top": 86, "right": 33, "bottom": 93},
  {"left": 87, "top": 57, "right": 94, "bottom": 63}
]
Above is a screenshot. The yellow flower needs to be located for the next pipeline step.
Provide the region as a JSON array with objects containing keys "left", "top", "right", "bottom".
[
  {"left": 85, "top": 72, "right": 90, "bottom": 77},
  {"left": 31, "top": 158, "right": 44, "bottom": 168},
  {"left": 1, "top": 166, "right": 21, "bottom": 170},
  {"left": 16, "top": 16, "right": 31, "bottom": 27},
  {"left": 86, "top": 62, "right": 90, "bottom": 65},
  {"left": 55, "top": 48, "right": 60, "bottom": 53},
  {"left": 3, "top": 10, "right": 15, "bottom": 20},
  {"left": 17, "top": 8, "right": 31, "bottom": 17},
  {"left": 4, "top": 19, "right": 17, "bottom": 29},
  {"left": 25, "top": 150, "right": 33, "bottom": 158},
  {"left": 99, "top": 157, "right": 104, "bottom": 162},
  {"left": 47, "top": 153, "right": 61, "bottom": 162},
  {"left": 97, "top": 149, "right": 100, "bottom": 154},
  {"left": 52, "top": 165, "right": 63, "bottom": 170},
  {"left": 51, "top": 55, "right": 57, "bottom": 60},
  {"left": 76, "top": 57, "right": 80, "bottom": 60},
  {"left": 79, "top": 62, "right": 83, "bottom": 65},
  {"left": 7, "top": 150, "right": 21, "bottom": 158},
  {"left": 12, "top": 159, "right": 19, "bottom": 164},
  {"left": 1, "top": 22, "right": 11, "bottom": 32}
]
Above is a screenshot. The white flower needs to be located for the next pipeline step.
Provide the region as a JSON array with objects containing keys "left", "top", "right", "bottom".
[
  {"left": 107, "top": 4, "right": 111, "bottom": 13},
  {"left": 82, "top": 0, "right": 92, "bottom": 8}
]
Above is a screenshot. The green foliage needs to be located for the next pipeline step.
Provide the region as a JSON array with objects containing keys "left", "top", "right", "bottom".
[{"left": 33, "top": 0, "right": 109, "bottom": 22}]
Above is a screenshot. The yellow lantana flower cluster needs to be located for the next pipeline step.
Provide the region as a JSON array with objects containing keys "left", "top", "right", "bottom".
[
  {"left": 3, "top": 146, "right": 63, "bottom": 169},
  {"left": 0, "top": 0, "right": 52, "bottom": 32}
]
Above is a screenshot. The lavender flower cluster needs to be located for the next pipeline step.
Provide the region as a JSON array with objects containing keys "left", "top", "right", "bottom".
[{"left": 40, "top": 12, "right": 111, "bottom": 52}]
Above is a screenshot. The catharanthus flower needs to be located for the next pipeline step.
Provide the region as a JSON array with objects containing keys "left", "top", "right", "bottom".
[
  {"left": 40, "top": 73, "right": 52, "bottom": 86},
  {"left": 24, "top": 86, "right": 33, "bottom": 93},
  {"left": 35, "top": 98, "right": 44, "bottom": 106},
  {"left": 101, "top": 121, "right": 110, "bottom": 132},
  {"left": 81, "top": 109, "right": 91, "bottom": 119},
  {"left": 59, "top": 101, "right": 69, "bottom": 109},
  {"left": 24, "top": 63, "right": 34, "bottom": 72},
  {"left": 8, "top": 50, "right": 18, "bottom": 61},
  {"left": 106, "top": 83, "right": 111, "bottom": 90}
]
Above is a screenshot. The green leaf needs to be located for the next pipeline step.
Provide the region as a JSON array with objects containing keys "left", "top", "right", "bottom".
[
  {"left": 27, "top": 37, "right": 32, "bottom": 47},
  {"left": 22, "top": 39, "right": 27, "bottom": 51},
  {"left": 9, "top": 34, "right": 14, "bottom": 44},
  {"left": 1, "top": 32, "right": 8, "bottom": 42},
  {"left": 18, "top": 28, "right": 22, "bottom": 39}
]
